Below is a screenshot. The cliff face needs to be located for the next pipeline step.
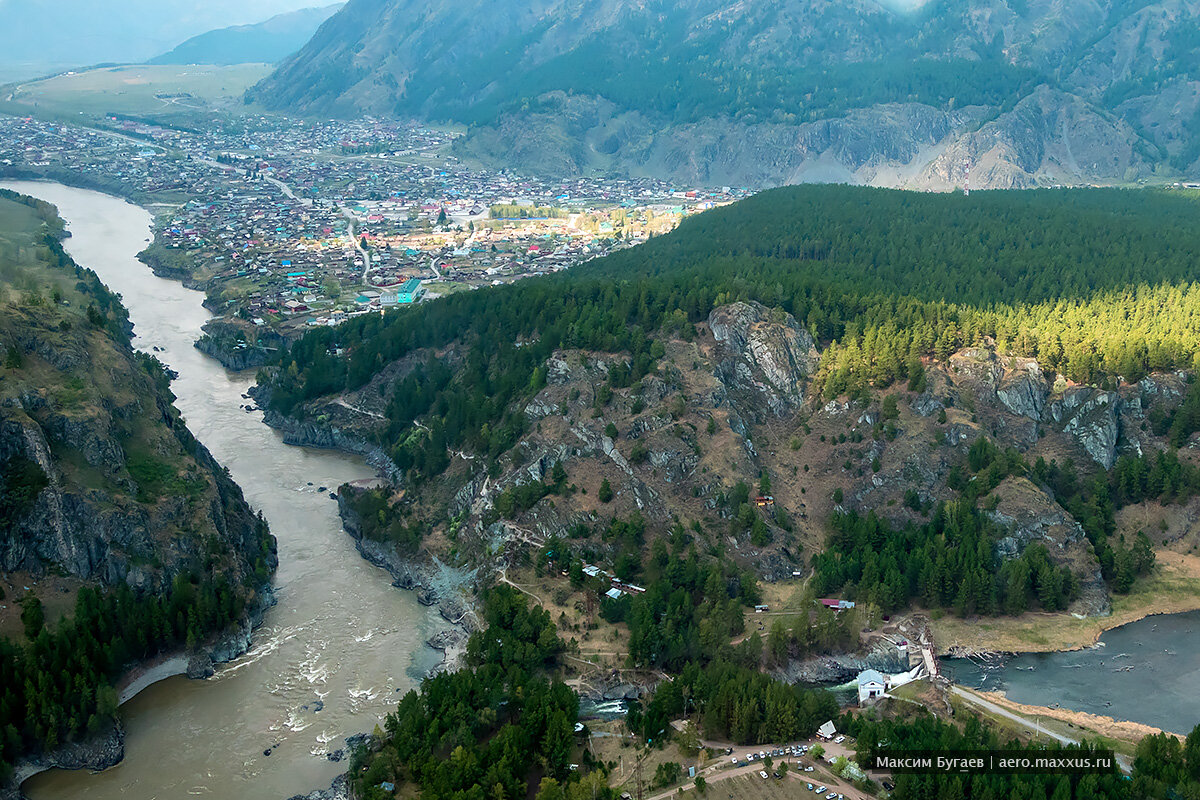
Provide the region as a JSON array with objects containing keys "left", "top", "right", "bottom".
[
  {"left": 0, "top": 330, "right": 271, "bottom": 595},
  {"left": 325, "top": 301, "right": 1164, "bottom": 619},
  {"left": 248, "top": 0, "right": 1200, "bottom": 187},
  {"left": 0, "top": 190, "right": 276, "bottom": 797}
]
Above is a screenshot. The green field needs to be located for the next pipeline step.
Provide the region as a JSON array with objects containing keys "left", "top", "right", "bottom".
[{"left": 0, "top": 64, "right": 272, "bottom": 119}]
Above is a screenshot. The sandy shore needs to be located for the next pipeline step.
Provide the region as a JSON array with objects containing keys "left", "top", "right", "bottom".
[
  {"left": 976, "top": 689, "right": 1179, "bottom": 743},
  {"left": 116, "top": 654, "right": 190, "bottom": 704}
]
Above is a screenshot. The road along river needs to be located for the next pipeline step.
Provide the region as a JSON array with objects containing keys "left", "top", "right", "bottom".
[{"left": 2, "top": 181, "right": 441, "bottom": 799}]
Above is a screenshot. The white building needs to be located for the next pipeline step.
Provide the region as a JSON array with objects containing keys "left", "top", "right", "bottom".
[{"left": 857, "top": 669, "right": 887, "bottom": 705}]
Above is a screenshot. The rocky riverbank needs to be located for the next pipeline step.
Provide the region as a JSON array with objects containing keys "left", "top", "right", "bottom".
[
  {"left": 135, "top": 243, "right": 208, "bottom": 291},
  {"left": 285, "top": 773, "right": 350, "bottom": 800},
  {"left": 194, "top": 319, "right": 285, "bottom": 371},
  {"left": 250, "top": 384, "right": 402, "bottom": 484},
  {"left": 336, "top": 488, "right": 479, "bottom": 672},
  {"left": 5, "top": 586, "right": 275, "bottom": 800}
]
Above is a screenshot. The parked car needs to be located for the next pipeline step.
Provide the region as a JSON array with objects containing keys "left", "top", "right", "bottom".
[
  {"left": 817, "top": 786, "right": 827, "bottom": 794},
  {"left": 759, "top": 771, "right": 769, "bottom": 780},
  {"left": 834, "top": 735, "right": 846, "bottom": 744},
  {"left": 806, "top": 783, "right": 814, "bottom": 791}
]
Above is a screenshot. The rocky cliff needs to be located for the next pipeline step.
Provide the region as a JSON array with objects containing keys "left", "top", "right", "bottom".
[
  {"left": 343, "top": 300, "right": 1158, "bottom": 620},
  {"left": 0, "top": 190, "right": 276, "bottom": 797}
]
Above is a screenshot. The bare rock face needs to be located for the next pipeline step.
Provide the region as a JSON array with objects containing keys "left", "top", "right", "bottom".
[
  {"left": 986, "top": 477, "right": 1110, "bottom": 617},
  {"left": 0, "top": 401, "right": 271, "bottom": 594},
  {"left": 996, "top": 359, "right": 1049, "bottom": 421},
  {"left": 708, "top": 301, "right": 819, "bottom": 416},
  {"left": 948, "top": 348, "right": 1004, "bottom": 393},
  {"left": 1048, "top": 387, "right": 1120, "bottom": 469}
]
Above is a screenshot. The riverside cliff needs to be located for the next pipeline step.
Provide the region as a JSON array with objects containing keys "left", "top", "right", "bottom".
[{"left": 0, "top": 189, "right": 276, "bottom": 796}]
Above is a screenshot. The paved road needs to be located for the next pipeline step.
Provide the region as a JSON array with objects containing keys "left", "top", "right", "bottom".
[
  {"left": 950, "top": 686, "right": 1133, "bottom": 771},
  {"left": 950, "top": 686, "right": 1074, "bottom": 745}
]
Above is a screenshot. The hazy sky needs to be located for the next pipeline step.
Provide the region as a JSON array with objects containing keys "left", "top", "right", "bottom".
[{"left": 0, "top": 0, "right": 330, "bottom": 72}]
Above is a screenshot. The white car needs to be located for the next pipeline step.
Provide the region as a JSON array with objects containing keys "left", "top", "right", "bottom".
[
  {"left": 759, "top": 771, "right": 769, "bottom": 780},
  {"left": 834, "top": 735, "right": 846, "bottom": 744},
  {"left": 817, "top": 787, "right": 827, "bottom": 794}
]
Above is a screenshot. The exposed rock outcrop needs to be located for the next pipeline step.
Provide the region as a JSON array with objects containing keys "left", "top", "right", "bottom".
[
  {"left": 709, "top": 301, "right": 819, "bottom": 418},
  {"left": 986, "top": 477, "right": 1110, "bottom": 617},
  {"left": 996, "top": 360, "right": 1049, "bottom": 421},
  {"left": 1049, "top": 387, "right": 1120, "bottom": 468},
  {"left": 774, "top": 639, "right": 908, "bottom": 685},
  {"left": 285, "top": 773, "right": 350, "bottom": 800},
  {"left": 337, "top": 488, "right": 478, "bottom": 635},
  {"left": 194, "top": 319, "right": 285, "bottom": 371},
  {"left": 258, "top": 404, "right": 402, "bottom": 484}
]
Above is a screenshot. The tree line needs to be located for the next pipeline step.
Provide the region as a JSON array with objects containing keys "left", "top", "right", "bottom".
[
  {"left": 269, "top": 186, "right": 1200, "bottom": 486},
  {"left": 349, "top": 586, "right": 604, "bottom": 800}
]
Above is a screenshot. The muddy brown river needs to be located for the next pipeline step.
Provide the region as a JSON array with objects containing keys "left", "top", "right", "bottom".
[{"left": 2, "top": 181, "right": 440, "bottom": 799}]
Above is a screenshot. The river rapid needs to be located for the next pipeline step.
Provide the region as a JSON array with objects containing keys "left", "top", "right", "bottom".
[{"left": 2, "top": 181, "right": 441, "bottom": 799}]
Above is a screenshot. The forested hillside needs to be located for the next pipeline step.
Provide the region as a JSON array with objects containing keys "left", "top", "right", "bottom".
[
  {"left": 269, "top": 186, "right": 1200, "bottom": 479},
  {"left": 0, "top": 190, "right": 275, "bottom": 782},
  {"left": 262, "top": 185, "right": 1200, "bottom": 641}
]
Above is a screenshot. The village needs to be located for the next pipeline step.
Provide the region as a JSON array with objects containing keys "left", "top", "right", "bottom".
[{"left": 0, "top": 113, "right": 748, "bottom": 338}]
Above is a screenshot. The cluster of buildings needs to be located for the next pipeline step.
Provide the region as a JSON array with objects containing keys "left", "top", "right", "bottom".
[{"left": 0, "top": 113, "right": 749, "bottom": 340}]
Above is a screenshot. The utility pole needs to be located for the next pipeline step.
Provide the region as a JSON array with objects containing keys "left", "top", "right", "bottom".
[{"left": 635, "top": 745, "right": 644, "bottom": 800}]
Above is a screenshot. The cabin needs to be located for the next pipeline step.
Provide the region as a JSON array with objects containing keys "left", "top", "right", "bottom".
[{"left": 820, "top": 598, "right": 856, "bottom": 610}]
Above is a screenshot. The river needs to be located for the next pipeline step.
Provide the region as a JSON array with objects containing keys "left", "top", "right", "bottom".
[
  {"left": 1, "top": 181, "right": 441, "bottom": 799},
  {"left": 945, "top": 610, "right": 1200, "bottom": 735}
]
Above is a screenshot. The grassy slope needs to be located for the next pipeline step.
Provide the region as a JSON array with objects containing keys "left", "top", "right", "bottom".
[
  {"left": 0, "top": 192, "right": 252, "bottom": 631},
  {"left": 0, "top": 64, "right": 272, "bottom": 119}
]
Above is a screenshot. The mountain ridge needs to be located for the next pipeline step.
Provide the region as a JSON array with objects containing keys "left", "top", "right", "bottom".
[
  {"left": 247, "top": 0, "right": 1200, "bottom": 188},
  {"left": 149, "top": 4, "right": 344, "bottom": 66}
]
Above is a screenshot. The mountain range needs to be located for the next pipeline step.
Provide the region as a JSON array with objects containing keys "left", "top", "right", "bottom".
[
  {"left": 247, "top": 0, "right": 1200, "bottom": 188},
  {"left": 0, "top": 0, "right": 323, "bottom": 80},
  {"left": 149, "top": 4, "right": 344, "bottom": 66}
]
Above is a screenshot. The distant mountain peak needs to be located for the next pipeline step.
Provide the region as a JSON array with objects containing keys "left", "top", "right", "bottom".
[{"left": 150, "top": 4, "right": 344, "bottom": 66}]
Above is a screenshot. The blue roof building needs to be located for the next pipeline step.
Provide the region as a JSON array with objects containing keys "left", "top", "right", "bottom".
[{"left": 397, "top": 278, "right": 425, "bottom": 304}]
